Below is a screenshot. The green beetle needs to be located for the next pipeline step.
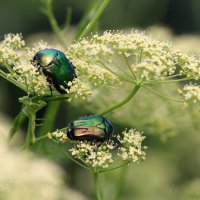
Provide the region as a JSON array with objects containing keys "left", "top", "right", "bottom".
[
  {"left": 31, "top": 48, "right": 76, "bottom": 94},
  {"left": 67, "top": 115, "right": 113, "bottom": 142}
]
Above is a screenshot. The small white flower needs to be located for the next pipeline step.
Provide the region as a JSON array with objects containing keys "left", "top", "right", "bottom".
[{"left": 117, "top": 129, "right": 146, "bottom": 162}]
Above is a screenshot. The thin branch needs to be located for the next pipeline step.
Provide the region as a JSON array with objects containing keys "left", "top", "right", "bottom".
[
  {"left": 98, "top": 61, "right": 136, "bottom": 83},
  {"left": 64, "top": 150, "right": 91, "bottom": 171},
  {"left": 98, "top": 84, "right": 140, "bottom": 115},
  {"left": 40, "top": 0, "right": 68, "bottom": 49},
  {"left": 121, "top": 53, "right": 137, "bottom": 79},
  {"left": 99, "top": 161, "right": 131, "bottom": 173},
  {"left": 77, "top": 0, "right": 110, "bottom": 39},
  {"left": 143, "top": 86, "right": 186, "bottom": 103}
]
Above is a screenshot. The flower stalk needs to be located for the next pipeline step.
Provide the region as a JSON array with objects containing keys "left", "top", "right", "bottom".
[
  {"left": 9, "top": 108, "right": 26, "bottom": 140},
  {"left": 99, "top": 84, "right": 140, "bottom": 115},
  {"left": 40, "top": 0, "right": 68, "bottom": 49},
  {"left": 76, "top": 0, "right": 110, "bottom": 39},
  {"left": 25, "top": 112, "right": 36, "bottom": 148},
  {"left": 93, "top": 172, "right": 102, "bottom": 200}
]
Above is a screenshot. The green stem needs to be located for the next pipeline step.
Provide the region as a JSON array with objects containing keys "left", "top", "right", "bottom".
[
  {"left": 145, "top": 78, "right": 188, "bottom": 84},
  {"left": 112, "top": 60, "right": 135, "bottom": 80},
  {"left": 64, "top": 7, "right": 72, "bottom": 30},
  {"left": 38, "top": 101, "right": 61, "bottom": 136},
  {"left": 99, "top": 161, "right": 131, "bottom": 173},
  {"left": 78, "top": 0, "right": 110, "bottom": 39},
  {"left": 143, "top": 86, "right": 186, "bottom": 103},
  {"left": 99, "top": 84, "right": 140, "bottom": 115},
  {"left": 93, "top": 172, "right": 102, "bottom": 200},
  {"left": 99, "top": 61, "right": 135, "bottom": 83},
  {"left": 121, "top": 53, "right": 136, "bottom": 79},
  {"left": 35, "top": 135, "right": 48, "bottom": 143},
  {"left": 41, "top": 0, "right": 68, "bottom": 49},
  {"left": 0, "top": 69, "right": 26, "bottom": 91},
  {"left": 9, "top": 108, "right": 26, "bottom": 140},
  {"left": 75, "top": 0, "right": 100, "bottom": 39},
  {"left": 64, "top": 151, "right": 91, "bottom": 171},
  {"left": 25, "top": 113, "right": 36, "bottom": 148},
  {"left": 115, "top": 165, "right": 128, "bottom": 200}
]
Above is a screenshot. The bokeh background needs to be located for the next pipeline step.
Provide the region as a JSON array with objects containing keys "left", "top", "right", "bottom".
[{"left": 1, "top": 0, "right": 200, "bottom": 199}]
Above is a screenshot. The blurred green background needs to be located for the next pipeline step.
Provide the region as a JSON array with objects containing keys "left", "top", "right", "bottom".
[
  {"left": 1, "top": 0, "right": 200, "bottom": 36},
  {"left": 1, "top": 0, "right": 200, "bottom": 200}
]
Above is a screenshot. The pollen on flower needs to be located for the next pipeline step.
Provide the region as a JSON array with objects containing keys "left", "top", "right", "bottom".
[
  {"left": 0, "top": 33, "right": 25, "bottom": 66},
  {"left": 117, "top": 129, "right": 146, "bottom": 162},
  {"left": 2, "top": 33, "right": 25, "bottom": 49},
  {"left": 67, "top": 31, "right": 200, "bottom": 84},
  {"left": 69, "top": 140, "right": 115, "bottom": 169},
  {"left": 11, "top": 63, "right": 48, "bottom": 95},
  {"left": 48, "top": 130, "right": 69, "bottom": 143},
  {"left": 65, "top": 78, "right": 93, "bottom": 101},
  {"left": 26, "top": 40, "right": 50, "bottom": 59},
  {"left": 179, "top": 84, "right": 200, "bottom": 103}
]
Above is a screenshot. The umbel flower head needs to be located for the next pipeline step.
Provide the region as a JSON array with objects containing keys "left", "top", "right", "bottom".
[
  {"left": 0, "top": 33, "right": 25, "bottom": 65},
  {"left": 179, "top": 84, "right": 200, "bottom": 103},
  {"left": 67, "top": 31, "right": 200, "bottom": 83},
  {"left": 1, "top": 32, "right": 200, "bottom": 101},
  {"left": 48, "top": 128, "right": 146, "bottom": 172}
]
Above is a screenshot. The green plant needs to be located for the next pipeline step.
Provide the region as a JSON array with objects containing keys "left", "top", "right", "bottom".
[{"left": 0, "top": 1, "right": 200, "bottom": 199}]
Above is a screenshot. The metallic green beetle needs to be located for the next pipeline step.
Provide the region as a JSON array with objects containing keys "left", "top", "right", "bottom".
[
  {"left": 67, "top": 115, "right": 113, "bottom": 142},
  {"left": 31, "top": 48, "right": 76, "bottom": 94}
]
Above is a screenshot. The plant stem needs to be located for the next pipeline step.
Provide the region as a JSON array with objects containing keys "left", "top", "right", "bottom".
[
  {"left": 64, "top": 151, "right": 91, "bottom": 171},
  {"left": 38, "top": 101, "right": 61, "bottom": 136},
  {"left": 35, "top": 135, "right": 48, "bottom": 143},
  {"left": 25, "top": 113, "right": 36, "bottom": 148},
  {"left": 0, "top": 69, "right": 26, "bottom": 92},
  {"left": 75, "top": 0, "right": 100, "bottom": 39},
  {"left": 99, "top": 84, "right": 140, "bottom": 115},
  {"left": 93, "top": 172, "right": 102, "bottom": 200},
  {"left": 64, "top": 7, "right": 72, "bottom": 30},
  {"left": 143, "top": 86, "right": 186, "bottom": 103},
  {"left": 115, "top": 165, "right": 128, "bottom": 200},
  {"left": 145, "top": 78, "right": 188, "bottom": 84},
  {"left": 78, "top": 0, "right": 110, "bottom": 39},
  {"left": 99, "top": 61, "right": 135, "bottom": 83},
  {"left": 9, "top": 108, "right": 26, "bottom": 140},
  {"left": 121, "top": 53, "right": 136, "bottom": 79},
  {"left": 41, "top": 0, "right": 68, "bottom": 49},
  {"left": 99, "top": 161, "right": 131, "bottom": 173}
]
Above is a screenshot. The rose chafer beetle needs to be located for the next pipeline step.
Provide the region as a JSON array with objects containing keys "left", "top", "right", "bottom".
[
  {"left": 67, "top": 115, "right": 113, "bottom": 142},
  {"left": 31, "top": 48, "right": 76, "bottom": 94}
]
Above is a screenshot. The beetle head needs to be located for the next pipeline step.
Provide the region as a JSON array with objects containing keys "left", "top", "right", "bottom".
[{"left": 31, "top": 48, "right": 58, "bottom": 69}]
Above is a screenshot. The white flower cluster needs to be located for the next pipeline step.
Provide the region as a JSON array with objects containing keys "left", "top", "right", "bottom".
[
  {"left": 0, "top": 35, "right": 49, "bottom": 95},
  {"left": 175, "top": 52, "right": 200, "bottom": 80},
  {"left": 64, "top": 79, "right": 92, "bottom": 101},
  {"left": 67, "top": 31, "right": 200, "bottom": 83},
  {"left": 69, "top": 141, "right": 115, "bottom": 169},
  {"left": 26, "top": 40, "right": 49, "bottom": 59},
  {"left": 0, "top": 34, "right": 96, "bottom": 98},
  {"left": 1, "top": 32, "right": 199, "bottom": 98},
  {"left": 179, "top": 84, "right": 200, "bottom": 103},
  {"left": 117, "top": 129, "right": 146, "bottom": 162},
  {"left": 2, "top": 33, "right": 25, "bottom": 49},
  {"left": 12, "top": 63, "right": 48, "bottom": 95},
  {"left": 0, "top": 33, "right": 25, "bottom": 65},
  {"left": 67, "top": 35, "right": 122, "bottom": 87},
  {"left": 48, "top": 130, "right": 68, "bottom": 143}
]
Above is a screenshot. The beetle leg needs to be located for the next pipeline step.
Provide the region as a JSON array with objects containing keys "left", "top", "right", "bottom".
[
  {"left": 49, "top": 85, "right": 53, "bottom": 96},
  {"left": 46, "top": 76, "right": 53, "bottom": 96}
]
